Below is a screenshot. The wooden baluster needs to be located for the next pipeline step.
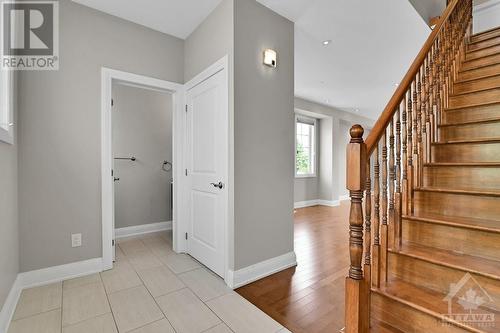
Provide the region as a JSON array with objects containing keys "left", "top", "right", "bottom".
[
  {"left": 437, "top": 36, "right": 444, "bottom": 137},
  {"left": 389, "top": 118, "right": 395, "bottom": 248},
  {"left": 446, "top": 19, "right": 451, "bottom": 96},
  {"left": 372, "top": 145, "right": 380, "bottom": 288},
  {"left": 412, "top": 79, "right": 420, "bottom": 188},
  {"left": 380, "top": 130, "right": 388, "bottom": 283},
  {"left": 431, "top": 43, "right": 438, "bottom": 144},
  {"left": 407, "top": 88, "right": 414, "bottom": 214},
  {"left": 395, "top": 107, "right": 402, "bottom": 250},
  {"left": 402, "top": 96, "right": 408, "bottom": 217},
  {"left": 417, "top": 69, "right": 424, "bottom": 187},
  {"left": 345, "top": 125, "right": 368, "bottom": 333},
  {"left": 364, "top": 159, "right": 372, "bottom": 317},
  {"left": 425, "top": 54, "right": 432, "bottom": 163},
  {"left": 421, "top": 59, "right": 428, "bottom": 165},
  {"left": 443, "top": 25, "right": 448, "bottom": 109},
  {"left": 443, "top": 24, "right": 449, "bottom": 109}
]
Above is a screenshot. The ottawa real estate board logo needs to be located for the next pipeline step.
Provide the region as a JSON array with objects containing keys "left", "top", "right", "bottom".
[{"left": 1, "top": 1, "right": 59, "bottom": 70}]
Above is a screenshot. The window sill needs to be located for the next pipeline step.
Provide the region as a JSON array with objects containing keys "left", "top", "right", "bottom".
[{"left": 295, "top": 174, "right": 317, "bottom": 179}]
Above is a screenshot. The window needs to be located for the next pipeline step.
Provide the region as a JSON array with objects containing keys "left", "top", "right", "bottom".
[
  {"left": 0, "top": 69, "right": 13, "bottom": 144},
  {"left": 295, "top": 115, "right": 316, "bottom": 177}
]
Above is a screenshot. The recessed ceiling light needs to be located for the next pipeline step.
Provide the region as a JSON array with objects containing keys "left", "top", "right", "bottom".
[
  {"left": 355, "top": 109, "right": 360, "bottom": 113},
  {"left": 322, "top": 40, "right": 332, "bottom": 46},
  {"left": 394, "top": 83, "right": 399, "bottom": 87}
]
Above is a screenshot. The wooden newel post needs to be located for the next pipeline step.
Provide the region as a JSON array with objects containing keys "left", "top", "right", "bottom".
[{"left": 345, "top": 125, "right": 369, "bottom": 333}]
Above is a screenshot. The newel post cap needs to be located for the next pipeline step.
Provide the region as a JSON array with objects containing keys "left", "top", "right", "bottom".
[
  {"left": 346, "top": 125, "right": 367, "bottom": 191},
  {"left": 350, "top": 124, "right": 364, "bottom": 142}
]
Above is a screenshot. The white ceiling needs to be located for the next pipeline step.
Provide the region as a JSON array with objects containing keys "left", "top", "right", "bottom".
[
  {"left": 73, "top": 0, "right": 430, "bottom": 120},
  {"left": 72, "top": 0, "right": 222, "bottom": 39},
  {"left": 258, "top": 0, "right": 431, "bottom": 120}
]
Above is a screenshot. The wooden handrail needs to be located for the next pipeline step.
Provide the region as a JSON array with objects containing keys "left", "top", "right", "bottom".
[{"left": 365, "top": 0, "right": 460, "bottom": 154}]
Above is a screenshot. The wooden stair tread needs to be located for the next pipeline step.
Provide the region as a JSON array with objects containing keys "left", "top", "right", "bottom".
[
  {"left": 375, "top": 278, "right": 500, "bottom": 333},
  {"left": 440, "top": 117, "right": 500, "bottom": 127},
  {"left": 471, "top": 27, "right": 500, "bottom": 43},
  {"left": 460, "top": 61, "right": 500, "bottom": 73},
  {"left": 467, "top": 42, "right": 500, "bottom": 54},
  {"left": 460, "top": 53, "right": 500, "bottom": 72},
  {"left": 445, "top": 102, "right": 500, "bottom": 112},
  {"left": 433, "top": 138, "right": 500, "bottom": 145},
  {"left": 403, "top": 212, "right": 500, "bottom": 233},
  {"left": 455, "top": 73, "right": 500, "bottom": 85},
  {"left": 414, "top": 187, "right": 500, "bottom": 197},
  {"left": 424, "top": 162, "right": 500, "bottom": 167},
  {"left": 392, "top": 242, "right": 500, "bottom": 281},
  {"left": 452, "top": 85, "right": 500, "bottom": 96},
  {"left": 463, "top": 49, "right": 500, "bottom": 62}
]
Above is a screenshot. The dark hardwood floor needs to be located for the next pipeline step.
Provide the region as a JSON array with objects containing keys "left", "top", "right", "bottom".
[{"left": 236, "top": 203, "right": 350, "bottom": 333}]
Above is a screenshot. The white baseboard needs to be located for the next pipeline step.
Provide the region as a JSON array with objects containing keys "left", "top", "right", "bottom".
[
  {"left": 294, "top": 199, "right": 340, "bottom": 208},
  {"left": 227, "top": 251, "right": 297, "bottom": 289},
  {"left": 317, "top": 199, "right": 340, "bottom": 207},
  {"left": 0, "top": 277, "right": 21, "bottom": 333},
  {"left": 17, "top": 258, "right": 104, "bottom": 290},
  {"left": 294, "top": 200, "right": 319, "bottom": 208},
  {"left": 0, "top": 257, "right": 104, "bottom": 333},
  {"left": 339, "top": 194, "right": 350, "bottom": 201},
  {"left": 115, "top": 221, "right": 172, "bottom": 239}
]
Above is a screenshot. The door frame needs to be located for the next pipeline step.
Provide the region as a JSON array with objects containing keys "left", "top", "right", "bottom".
[
  {"left": 101, "top": 67, "right": 184, "bottom": 270},
  {"left": 183, "top": 56, "right": 230, "bottom": 283}
]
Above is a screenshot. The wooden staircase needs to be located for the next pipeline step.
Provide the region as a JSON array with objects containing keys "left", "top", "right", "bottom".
[{"left": 344, "top": 1, "right": 500, "bottom": 332}]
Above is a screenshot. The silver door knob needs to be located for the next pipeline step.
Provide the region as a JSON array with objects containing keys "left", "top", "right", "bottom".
[{"left": 210, "top": 181, "right": 224, "bottom": 189}]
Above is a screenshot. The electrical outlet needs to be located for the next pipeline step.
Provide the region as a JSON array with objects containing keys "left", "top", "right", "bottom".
[{"left": 71, "top": 233, "right": 82, "bottom": 248}]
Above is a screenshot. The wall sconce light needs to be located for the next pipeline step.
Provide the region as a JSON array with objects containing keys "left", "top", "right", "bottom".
[{"left": 263, "top": 49, "right": 277, "bottom": 68}]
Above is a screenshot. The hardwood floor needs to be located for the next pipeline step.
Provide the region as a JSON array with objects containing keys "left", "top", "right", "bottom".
[{"left": 236, "top": 203, "right": 350, "bottom": 333}]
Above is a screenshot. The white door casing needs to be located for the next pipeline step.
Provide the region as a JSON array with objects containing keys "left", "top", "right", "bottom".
[
  {"left": 101, "top": 68, "right": 184, "bottom": 270},
  {"left": 186, "top": 67, "right": 228, "bottom": 278}
]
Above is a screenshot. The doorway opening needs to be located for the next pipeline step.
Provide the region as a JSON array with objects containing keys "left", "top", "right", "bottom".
[
  {"left": 101, "top": 68, "right": 184, "bottom": 270},
  {"left": 112, "top": 82, "right": 174, "bottom": 245}
]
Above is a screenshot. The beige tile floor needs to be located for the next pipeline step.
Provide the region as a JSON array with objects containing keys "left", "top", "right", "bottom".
[{"left": 8, "top": 231, "right": 291, "bottom": 333}]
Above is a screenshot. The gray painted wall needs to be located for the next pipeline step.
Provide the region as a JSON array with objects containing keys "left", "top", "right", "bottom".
[
  {"left": 408, "top": 0, "right": 446, "bottom": 24},
  {"left": 294, "top": 178, "right": 319, "bottom": 202},
  {"left": 112, "top": 84, "right": 173, "bottom": 229},
  {"left": 184, "top": 0, "right": 236, "bottom": 268},
  {"left": 318, "top": 117, "right": 333, "bottom": 201},
  {"left": 0, "top": 76, "right": 19, "bottom": 310},
  {"left": 185, "top": 0, "right": 294, "bottom": 271},
  {"left": 184, "top": 0, "right": 234, "bottom": 83},
  {"left": 18, "top": 0, "right": 184, "bottom": 272},
  {"left": 234, "top": 0, "right": 295, "bottom": 270}
]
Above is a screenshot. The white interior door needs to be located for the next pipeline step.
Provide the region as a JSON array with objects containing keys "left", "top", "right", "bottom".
[{"left": 186, "top": 69, "right": 227, "bottom": 277}]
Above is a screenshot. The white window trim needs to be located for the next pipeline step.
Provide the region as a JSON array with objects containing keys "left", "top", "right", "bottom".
[
  {"left": 0, "top": 69, "right": 14, "bottom": 145},
  {"left": 295, "top": 114, "right": 317, "bottom": 178}
]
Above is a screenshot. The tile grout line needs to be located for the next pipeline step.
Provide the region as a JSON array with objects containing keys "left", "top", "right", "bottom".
[
  {"left": 130, "top": 235, "right": 180, "bottom": 333},
  {"left": 60, "top": 279, "right": 112, "bottom": 330},
  {"left": 139, "top": 231, "right": 282, "bottom": 333},
  {"left": 98, "top": 271, "right": 120, "bottom": 333},
  {"left": 137, "top": 232, "right": 234, "bottom": 332}
]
